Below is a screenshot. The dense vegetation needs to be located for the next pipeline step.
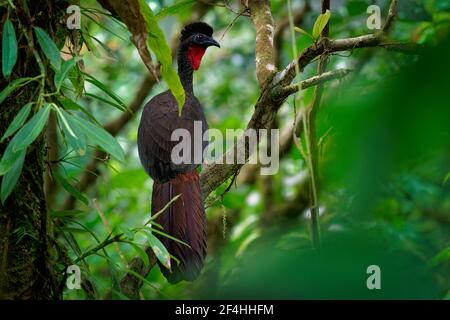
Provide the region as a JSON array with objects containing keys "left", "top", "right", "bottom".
[{"left": 0, "top": 0, "right": 448, "bottom": 299}]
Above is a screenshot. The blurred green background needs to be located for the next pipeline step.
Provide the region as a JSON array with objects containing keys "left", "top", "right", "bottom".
[{"left": 53, "top": 0, "right": 449, "bottom": 299}]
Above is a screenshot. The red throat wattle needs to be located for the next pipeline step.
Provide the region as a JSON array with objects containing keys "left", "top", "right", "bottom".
[{"left": 187, "top": 45, "right": 206, "bottom": 70}]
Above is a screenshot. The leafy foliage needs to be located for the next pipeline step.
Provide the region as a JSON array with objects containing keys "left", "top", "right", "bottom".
[{"left": 1, "top": 0, "right": 448, "bottom": 300}]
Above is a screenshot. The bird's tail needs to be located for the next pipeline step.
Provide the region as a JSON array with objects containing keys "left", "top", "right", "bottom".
[{"left": 151, "top": 171, "right": 206, "bottom": 283}]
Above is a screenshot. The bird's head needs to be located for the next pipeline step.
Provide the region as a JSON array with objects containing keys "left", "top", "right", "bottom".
[{"left": 180, "top": 22, "right": 220, "bottom": 71}]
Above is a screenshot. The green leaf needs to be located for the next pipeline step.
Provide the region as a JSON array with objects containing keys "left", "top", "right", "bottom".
[
  {"left": 34, "top": 27, "right": 61, "bottom": 69},
  {"left": 2, "top": 19, "right": 18, "bottom": 77},
  {"left": 82, "top": 11, "right": 128, "bottom": 43},
  {"left": 1, "top": 102, "right": 33, "bottom": 142},
  {"left": 54, "top": 173, "right": 88, "bottom": 205},
  {"left": 155, "top": 0, "right": 196, "bottom": 20},
  {"left": 81, "top": 29, "right": 101, "bottom": 58},
  {"left": 312, "top": 9, "right": 331, "bottom": 39},
  {"left": 138, "top": 0, "right": 185, "bottom": 114},
  {"left": 58, "top": 97, "right": 100, "bottom": 125},
  {"left": 150, "top": 228, "right": 190, "bottom": 248},
  {"left": 54, "top": 57, "right": 77, "bottom": 91},
  {"left": 55, "top": 107, "right": 86, "bottom": 156},
  {"left": 85, "top": 92, "right": 127, "bottom": 112},
  {"left": 0, "top": 137, "right": 23, "bottom": 175},
  {"left": 146, "top": 231, "right": 171, "bottom": 270},
  {"left": 67, "top": 62, "right": 85, "bottom": 97},
  {"left": 294, "top": 26, "right": 314, "bottom": 40},
  {"left": 125, "top": 241, "right": 150, "bottom": 267},
  {"left": 65, "top": 112, "right": 125, "bottom": 162},
  {"left": 84, "top": 73, "right": 128, "bottom": 112},
  {"left": 0, "top": 77, "right": 33, "bottom": 104},
  {"left": 0, "top": 149, "right": 25, "bottom": 203},
  {"left": 90, "top": 35, "right": 121, "bottom": 60},
  {"left": 11, "top": 103, "right": 51, "bottom": 152},
  {"left": 119, "top": 226, "right": 135, "bottom": 241}
]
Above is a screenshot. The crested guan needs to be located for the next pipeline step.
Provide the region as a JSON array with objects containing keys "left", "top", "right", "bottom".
[{"left": 137, "top": 22, "right": 220, "bottom": 283}]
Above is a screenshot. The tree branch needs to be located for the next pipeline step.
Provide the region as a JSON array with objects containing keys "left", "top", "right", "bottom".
[
  {"left": 200, "top": 0, "right": 402, "bottom": 201},
  {"left": 280, "top": 68, "right": 351, "bottom": 98},
  {"left": 276, "top": 0, "right": 398, "bottom": 87}
]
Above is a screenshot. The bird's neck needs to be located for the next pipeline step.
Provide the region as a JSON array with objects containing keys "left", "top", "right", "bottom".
[{"left": 177, "top": 46, "right": 194, "bottom": 95}]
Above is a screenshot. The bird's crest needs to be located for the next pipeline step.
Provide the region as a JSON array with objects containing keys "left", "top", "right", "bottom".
[{"left": 181, "top": 22, "right": 213, "bottom": 41}]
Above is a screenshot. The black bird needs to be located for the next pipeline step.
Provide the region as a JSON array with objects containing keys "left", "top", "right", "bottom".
[{"left": 137, "top": 22, "right": 220, "bottom": 283}]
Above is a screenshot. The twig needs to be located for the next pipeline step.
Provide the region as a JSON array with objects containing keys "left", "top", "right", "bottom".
[
  {"left": 73, "top": 233, "right": 124, "bottom": 264},
  {"left": 302, "top": 0, "right": 330, "bottom": 250}
]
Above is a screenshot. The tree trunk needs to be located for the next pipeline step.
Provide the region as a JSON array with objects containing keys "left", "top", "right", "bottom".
[{"left": 0, "top": 0, "right": 69, "bottom": 299}]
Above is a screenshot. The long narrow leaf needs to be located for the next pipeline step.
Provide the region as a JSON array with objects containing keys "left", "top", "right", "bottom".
[
  {"left": 34, "top": 27, "right": 61, "bottom": 69},
  {"left": 148, "top": 228, "right": 191, "bottom": 248},
  {"left": 1, "top": 102, "right": 33, "bottom": 142},
  {"left": 312, "top": 9, "right": 331, "bottom": 39},
  {"left": 146, "top": 232, "right": 171, "bottom": 270},
  {"left": 0, "top": 137, "right": 23, "bottom": 175},
  {"left": 82, "top": 11, "right": 128, "bottom": 42},
  {"left": 54, "top": 172, "right": 89, "bottom": 205},
  {"left": 124, "top": 241, "right": 150, "bottom": 267},
  {"left": 65, "top": 112, "right": 125, "bottom": 162},
  {"left": 0, "top": 77, "right": 33, "bottom": 104},
  {"left": 56, "top": 107, "right": 87, "bottom": 155},
  {"left": 2, "top": 19, "right": 18, "bottom": 77},
  {"left": 138, "top": 0, "right": 185, "bottom": 114},
  {"left": 84, "top": 73, "right": 128, "bottom": 111},
  {"left": 11, "top": 103, "right": 51, "bottom": 152},
  {"left": 58, "top": 97, "right": 101, "bottom": 125},
  {"left": 85, "top": 92, "right": 127, "bottom": 112},
  {"left": 54, "top": 57, "right": 77, "bottom": 90},
  {"left": 0, "top": 149, "right": 25, "bottom": 203}
]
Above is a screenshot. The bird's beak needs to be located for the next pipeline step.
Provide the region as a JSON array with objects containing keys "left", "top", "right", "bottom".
[{"left": 201, "top": 36, "right": 220, "bottom": 48}]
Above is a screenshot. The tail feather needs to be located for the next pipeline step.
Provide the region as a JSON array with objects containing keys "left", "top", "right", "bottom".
[{"left": 151, "top": 171, "right": 206, "bottom": 283}]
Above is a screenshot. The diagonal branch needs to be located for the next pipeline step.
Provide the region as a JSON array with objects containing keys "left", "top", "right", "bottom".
[
  {"left": 200, "top": 0, "right": 402, "bottom": 200},
  {"left": 280, "top": 68, "right": 351, "bottom": 98},
  {"left": 276, "top": 0, "right": 398, "bottom": 87}
]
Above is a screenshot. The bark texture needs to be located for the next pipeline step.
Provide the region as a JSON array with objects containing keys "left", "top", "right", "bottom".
[{"left": 0, "top": 0, "right": 70, "bottom": 299}]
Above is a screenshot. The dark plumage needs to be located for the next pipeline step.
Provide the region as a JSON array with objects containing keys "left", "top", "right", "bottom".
[
  {"left": 137, "top": 22, "right": 219, "bottom": 283},
  {"left": 138, "top": 93, "right": 208, "bottom": 182}
]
